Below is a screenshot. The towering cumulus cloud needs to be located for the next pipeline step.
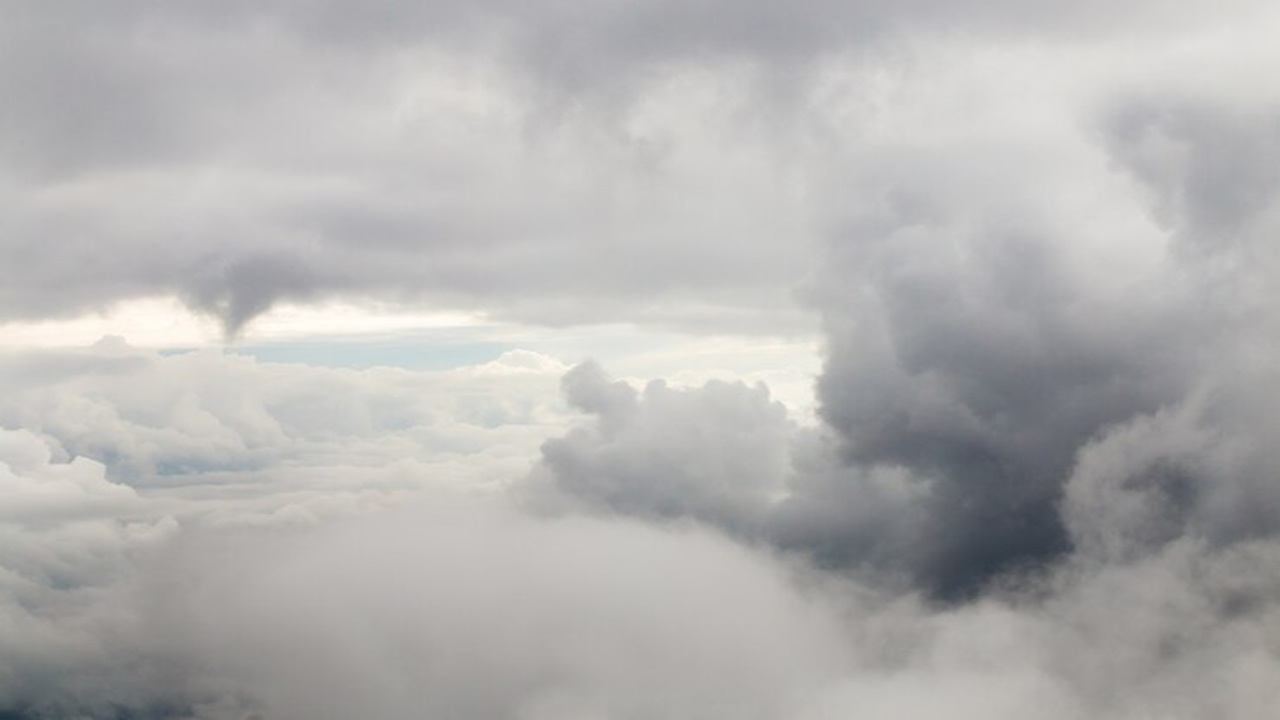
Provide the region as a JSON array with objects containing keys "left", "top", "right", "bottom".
[
  {"left": 529, "top": 6, "right": 1280, "bottom": 598},
  {"left": 4, "top": 0, "right": 1280, "bottom": 718}
]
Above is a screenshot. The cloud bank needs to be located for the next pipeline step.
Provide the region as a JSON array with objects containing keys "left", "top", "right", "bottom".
[{"left": 4, "top": 0, "right": 1272, "bottom": 335}]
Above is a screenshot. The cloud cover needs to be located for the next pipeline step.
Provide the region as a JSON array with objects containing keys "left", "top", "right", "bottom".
[
  {"left": 3, "top": 0, "right": 1272, "bottom": 333},
  {"left": 6, "top": 0, "right": 1280, "bottom": 717}
]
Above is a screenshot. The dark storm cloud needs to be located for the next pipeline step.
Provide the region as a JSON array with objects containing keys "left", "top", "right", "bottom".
[
  {"left": 799, "top": 193, "right": 1212, "bottom": 593},
  {"left": 525, "top": 19, "right": 1280, "bottom": 596},
  {"left": 794, "top": 40, "right": 1280, "bottom": 595}
]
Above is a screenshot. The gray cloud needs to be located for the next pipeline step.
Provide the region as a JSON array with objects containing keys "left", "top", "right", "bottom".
[
  {"left": 1102, "top": 99, "right": 1280, "bottom": 247},
  {"left": 527, "top": 47, "right": 1280, "bottom": 595},
  {"left": 792, "top": 31, "right": 1280, "bottom": 595},
  {"left": 6, "top": 466, "right": 1280, "bottom": 719},
  {"left": 3, "top": 0, "right": 821, "bottom": 334},
  {"left": 3, "top": 0, "right": 1272, "bottom": 334},
  {"left": 4, "top": 339, "right": 1280, "bottom": 718}
]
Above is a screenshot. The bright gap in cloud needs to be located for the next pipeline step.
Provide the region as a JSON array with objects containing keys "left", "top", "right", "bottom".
[
  {"left": 0, "top": 296, "right": 823, "bottom": 418},
  {"left": 0, "top": 297, "right": 487, "bottom": 349}
]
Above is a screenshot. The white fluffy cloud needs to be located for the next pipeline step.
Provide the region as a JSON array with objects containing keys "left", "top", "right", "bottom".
[{"left": 0, "top": 340, "right": 572, "bottom": 499}]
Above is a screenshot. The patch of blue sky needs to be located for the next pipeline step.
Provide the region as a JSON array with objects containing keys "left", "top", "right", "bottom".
[{"left": 225, "top": 339, "right": 512, "bottom": 370}]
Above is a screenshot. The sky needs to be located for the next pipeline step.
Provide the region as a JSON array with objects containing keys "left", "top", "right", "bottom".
[{"left": 4, "top": 1, "right": 1280, "bottom": 718}]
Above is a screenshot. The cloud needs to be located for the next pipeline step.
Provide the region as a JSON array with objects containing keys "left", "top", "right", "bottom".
[
  {"left": 0, "top": 340, "right": 572, "bottom": 497},
  {"left": 0, "top": 429, "right": 142, "bottom": 527},
  {"left": 168, "top": 505, "right": 848, "bottom": 720},
  {"left": 525, "top": 361, "right": 790, "bottom": 534},
  {"left": 518, "top": 32, "right": 1280, "bottom": 595},
  {"left": 4, "top": 345, "right": 1280, "bottom": 718},
  {"left": 1, "top": 0, "right": 818, "bottom": 335},
  {"left": 1062, "top": 354, "right": 1280, "bottom": 565},
  {"left": 5, "top": 481, "right": 1280, "bottom": 719},
  {"left": 791, "top": 28, "right": 1280, "bottom": 595},
  {"left": 0, "top": 427, "right": 178, "bottom": 716},
  {"left": 4, "top": 0, "right": 1274, "bottom": 335},
  {"left": 6, "top": 1, "right": 1280, "bottom": 717}
]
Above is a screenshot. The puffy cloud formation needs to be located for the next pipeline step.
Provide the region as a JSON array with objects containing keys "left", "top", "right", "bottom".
[
  {"left": 526, "top": 361, "right": 791, "bottom": 533},
  {"left": 0, "top": 340, "right": 572, "bottom": 497},
  {"left": 532, "top": 348, "right": 1280, "bottom": 599},
  {"left": 805, "top": 48, "right": 1280, "bottom": 595},
  {"left": 519, "top": 0, "right": 1280, "bottom": 596},
  {"left": 0, "top": 344, "right": 570, "bottom": 717},
  {"left": 0, "top": 427, "right": 177, "bottom": 714},
  {"left": 520, "top": 362, "right": 1280, "bottom": 719}
]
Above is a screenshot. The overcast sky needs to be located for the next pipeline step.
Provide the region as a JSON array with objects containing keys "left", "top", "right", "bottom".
[{"left": 5, "top": 1, "right": 1280, "bottom": 718}]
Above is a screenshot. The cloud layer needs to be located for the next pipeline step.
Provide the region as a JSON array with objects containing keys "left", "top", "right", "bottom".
[
  {"left": 5, "top": 0, "right": 1274, "bottom": 334},
  {"left": 6, "top": 0, "right": 1280, "bottom": 718}
]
